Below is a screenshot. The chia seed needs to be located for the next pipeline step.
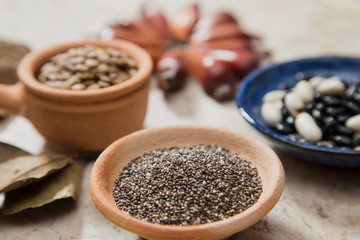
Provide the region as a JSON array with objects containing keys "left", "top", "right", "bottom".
[{"left": 112, "top": 144, "right": 263, "bottom": 226}]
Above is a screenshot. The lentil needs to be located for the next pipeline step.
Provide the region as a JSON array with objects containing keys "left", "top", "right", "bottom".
[
  {"left": 113, "top": 145, "right": 262, "bottom": 226},
  {"left": 37, "top": 45, "right": 138, "bottom": 90}
]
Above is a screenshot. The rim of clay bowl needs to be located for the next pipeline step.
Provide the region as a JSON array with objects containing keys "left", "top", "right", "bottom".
[
  {"left": 89, "top": 126, "right": 285, "bottom": 240},
  {"left": 17, "top": 39, "right": 152, "bottom": 104}
]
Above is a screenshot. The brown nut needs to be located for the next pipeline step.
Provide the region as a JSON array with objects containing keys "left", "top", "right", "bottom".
[
  {"left": 142, "top": 1, "right": 172, "bottom": 40},
  {"left": 190, "top": 22, "right": 247, "bottom": 43},
  {"left": 155, "top": 49, "right": 188, "bottom": 92},
  {"left": 192, "top": 11, "right": 237, "bottom": 33},
  {"left": 116, "top": 19, "right": 164, "bottom": 39},
  {"left": 101, "top": 22, "right": 170, "bottom": 63},
  {"left": 190, "top": 53, "right": 238, "bottom": 101},
  {"left": 102, "top": 26, "right": 169, "bottom": 48},
  {"left": 209, "top": 49, "right": 266, "bottom": 79},
  {"left": 170, "top": 4, "right": 199, "bottom": 43},
  {"left": 191, "top": 37, "right": 252, "bottom": 51},
  {"left": 183, "top": 47, "right": 208, "bottom": 79},
  {"left": 144, "top": 45, "right": 169, "bottom": 64}
]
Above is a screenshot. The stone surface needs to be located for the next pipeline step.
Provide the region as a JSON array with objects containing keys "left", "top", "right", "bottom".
[{"left": 0, "top": 0, "right": 360, "bottom": 239}]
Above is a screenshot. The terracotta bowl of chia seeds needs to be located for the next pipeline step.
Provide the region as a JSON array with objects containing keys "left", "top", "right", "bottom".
[{"left": 89, "top": 126, "right": 285, "bottom": 240}]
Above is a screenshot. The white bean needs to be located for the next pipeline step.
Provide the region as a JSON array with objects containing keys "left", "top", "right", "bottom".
[
  {"left": 294, "top": 80, "right": 314, "bottom": 103},
  {"left": 262, "top": 90, "right": 286, "bottom": 103},
  {"left": 261, "top": 101, "right": 283, "bottom": 126},
  {"left": 345, "top": 114, "right": 360, "bottom": 131},
  {"left": 316, "top": 76, "right": 345, "bottom": 96},
  {"left": 295, "top": 112, "right": 322, "bottom": 141},
  {"left": 284, "top": 92, "right": 305, "bottom": 117}
]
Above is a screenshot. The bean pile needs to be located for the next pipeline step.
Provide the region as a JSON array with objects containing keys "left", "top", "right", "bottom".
[
  {"left": 37, "top": 45, "right": 138, "bottom": 90},
  {"left": 262, "top": 73, "right": 360, "bottom": 150},
  {"left": 113, "top": 145, "right": 262, "bottom": 226}
]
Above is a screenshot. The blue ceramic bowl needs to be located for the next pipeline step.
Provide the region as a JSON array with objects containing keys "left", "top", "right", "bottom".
[{"left": 236, "top": 56, "right": 360, "bottom": 167}]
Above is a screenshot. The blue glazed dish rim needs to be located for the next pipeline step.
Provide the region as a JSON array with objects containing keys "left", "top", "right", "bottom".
[{"left": 236, "top": 56, "right": 360, "bottom": 157}]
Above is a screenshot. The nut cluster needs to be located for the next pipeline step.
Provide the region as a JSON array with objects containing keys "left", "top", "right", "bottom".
[
  {"left": 113, "top": 145, "right": 262, "bottom": 226},
  {"left": 102, "top": 2, "right": 267, "bottom": 101},
  {"left": 37, "top": 45, "right": 138, "bottom": 90}
]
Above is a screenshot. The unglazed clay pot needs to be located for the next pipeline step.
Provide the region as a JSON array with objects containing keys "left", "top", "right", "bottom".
[
  {"left": 89, "top": 126, "right": 285, "bottom": 240},
  {"left": 0, "top": 39, "right": 152, "bottom": 152}
]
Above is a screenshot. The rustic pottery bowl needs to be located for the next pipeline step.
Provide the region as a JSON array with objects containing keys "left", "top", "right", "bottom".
[
  {"left": 236, "top": 56, "right": 360, "bottom": 167},
  {"left": 0, "top": 39, "right": 152, "bottom": 152},
  {"left": 89, "top": 126, "right": 285, "bottom": 240}
]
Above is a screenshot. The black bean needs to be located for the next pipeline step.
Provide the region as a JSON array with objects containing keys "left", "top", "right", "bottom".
[
  {"left": 323, "top": 116, "right": 336, "bottom": 130},
  {"left": 277, "top": 83, "right": 292, "bottom": 90},
  {"left": 341, "top": 80, "right": 350, "bottom": 88},
  {"left": 332, "top": 135, "right": 354, "bottom": 146},
  {"left": 346, "top": 84, "right": 358, "bottom": 98},
  {"left": 315, "top": 102, "right": 326, "bottom": 111},
  {"left": 281, "top": 105, "right": 290, "bottom": 117},
  {"left": 352, "top": 93, "right": 360, "bottom": 104},
  {"left": 336, "top": 114, "right": 352, "bottom": 123},
  {"left": 314, "top": 92, "right": 322, "bottom": 103},
  {"left": 305, "top": 103, "right": 314, "bottom": 112},
  {"left": 275, "top": 123, "right": 294, "bottom": 135},
  {"left": 325, "top": 106, "right": 346, "bottom": 116},
  {"left": 321, "top": 96, "right": 342, "bottom": 106},
  {"left": 295, "top": 72, "right": 313, "bottom": 81},
  {"left": 285, "top": 115, "right": 295, "bottom": 127},
  {"left": 335, "top": 125, "right": 355, "bottom": 136},
  {"left": 311, "top": 109, "right": 323, "bottom": 123},
  {"left": 345, "top": 101, "right": 360, "bottom": 114}
]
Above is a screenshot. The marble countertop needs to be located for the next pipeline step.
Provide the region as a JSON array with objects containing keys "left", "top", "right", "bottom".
[{"left": 0, "top": 0, "right": 359, "bottom": 239}]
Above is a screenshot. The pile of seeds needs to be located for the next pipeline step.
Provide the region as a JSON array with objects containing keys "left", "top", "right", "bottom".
[
  {"left": 113, "top": 145, "right": 262, "bottom": 225},
  {"left": 37, "top": 45, "right": 138, "bottom": 90},
  {"left": 261, "top": 72, "right": 360, "bottom": 150}
]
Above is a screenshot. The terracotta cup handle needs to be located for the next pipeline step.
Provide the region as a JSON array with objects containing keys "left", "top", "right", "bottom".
[{"left": 0, "top": 82, "right": 24, "bottom": 115}]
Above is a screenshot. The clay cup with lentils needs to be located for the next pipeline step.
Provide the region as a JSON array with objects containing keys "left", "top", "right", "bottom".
[{"left": 37, "top": 45, "right": 138, "bottom": 90}]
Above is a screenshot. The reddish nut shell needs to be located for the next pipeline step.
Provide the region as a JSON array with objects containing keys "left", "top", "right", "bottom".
[
  {"left": 209, "top": 49, "right": 261, "bottom": 79},
  {"left": 115, "top": 19, "right": 164, "bottom": 39},
  {"left": 183, "top": 47, "right": 208, "bottom": 78},
  {"left": 189, "top": 53, "right": 238, "bottom": 101},
  {"left": 192, "top": 37, "right": 252, "bottom": 51},
  {"left": 192, "top": 11, "right": 237, "bottom": 33},
  {"left": 155, "top": 49, "right": 188, "bottom": 92},
  {"left": 190, "top": 22, "right": 247, "bottom": 43},
  {"left": 142, "top": 1, "right": 172, "bottom": 40},
  {"left": 101, "top": 4, "right": 269, "bottom": 101},
  {"left": 170, "top": 4, "right": 199, "bottom": 43},
  {"left": 108, "top": 27, "right": 168, "bottom": 47},
  {"left": 144, "top": 46, "right": 168, "bottom": 64},
  {"left": 101, "top": 19, "right": 170, "bottom": 63}
]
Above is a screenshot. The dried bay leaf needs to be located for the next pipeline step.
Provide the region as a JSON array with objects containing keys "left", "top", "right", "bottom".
[
  {"left": 0, "top": 152, "right": 74, "bottom": 192},
  {"left": 0, "top": 142, "right": 29, "bottom": 163},
  {"left": 2, "top": 160, "right": 85, "bottom": 215}
]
